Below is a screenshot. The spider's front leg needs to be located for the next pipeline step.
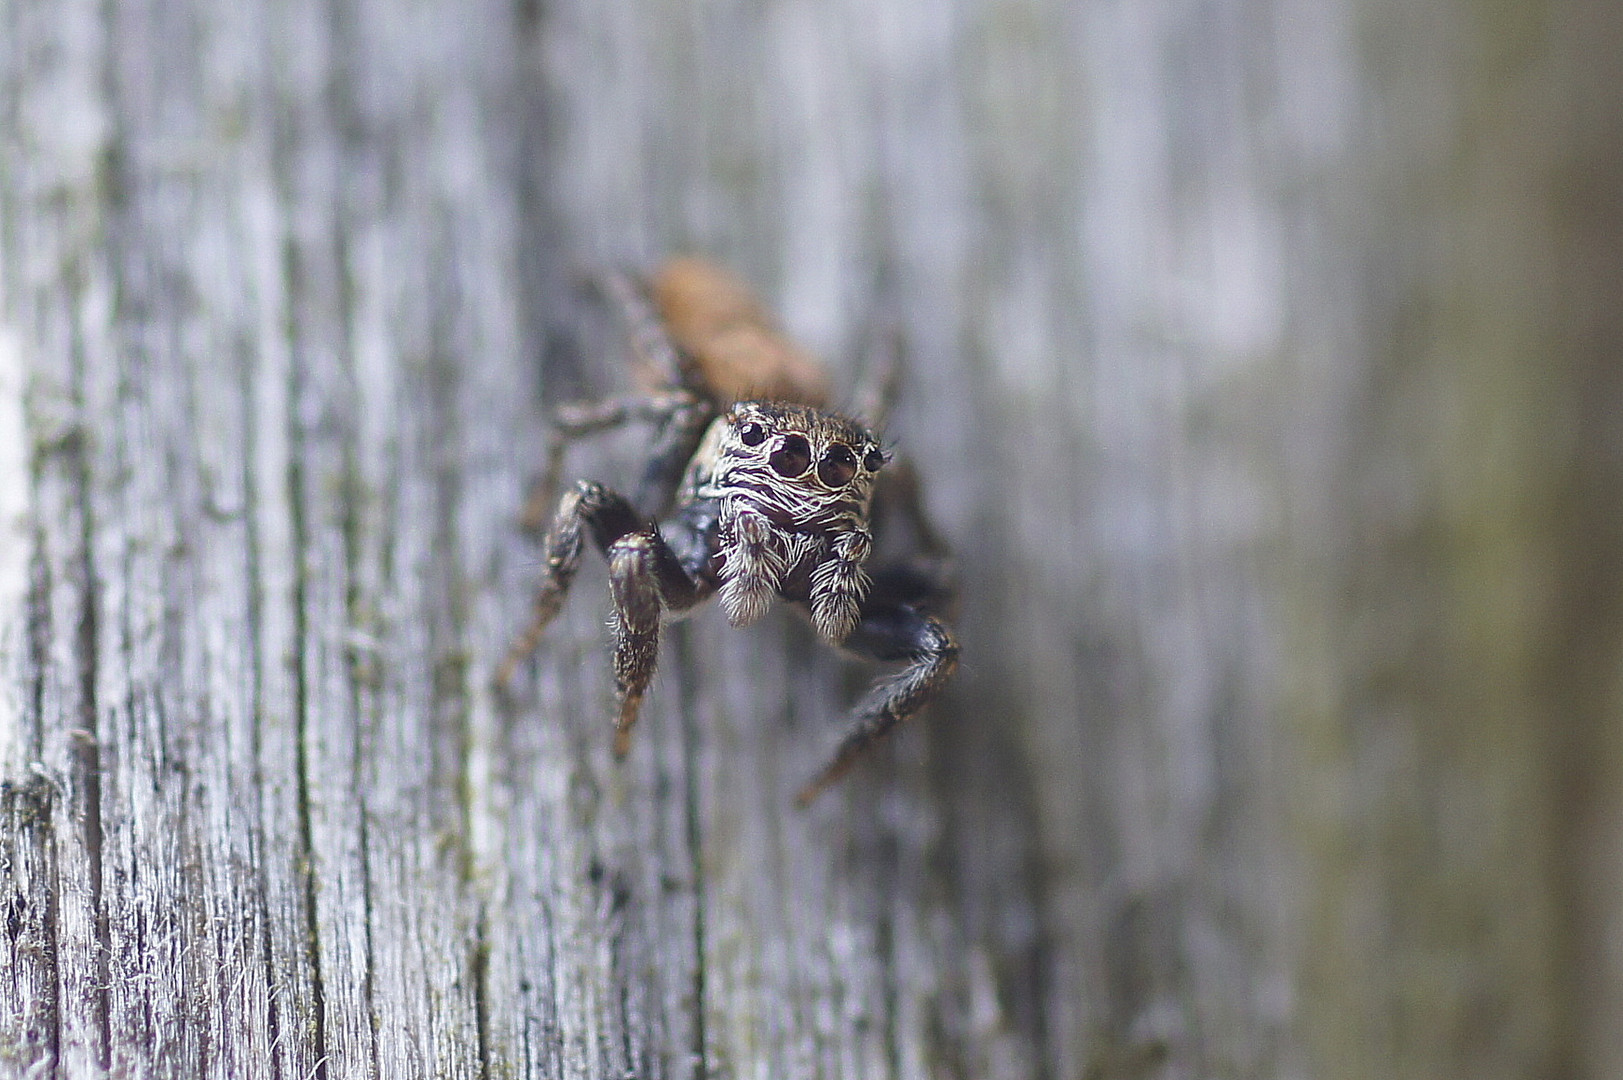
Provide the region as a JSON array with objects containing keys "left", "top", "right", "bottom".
[
  {"left": 500, "top": 481, "right": 639, "bottom": 687},
  {"left": 498, "top": 483, "right": 705, "bottom": 755},
  {"left": 796, "top": 573, "right": 960, "bottom": 806},
  {"left": 602, "top": 520, "right": 707, "bottom": 754},
  {"left": 808, "top": 529, "right": 873, "bottom": 644}
]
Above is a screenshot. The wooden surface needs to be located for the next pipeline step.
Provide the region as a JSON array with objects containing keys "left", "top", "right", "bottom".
[{"left": 2, "top": 0, "right": 1621, "bottom": 1077}]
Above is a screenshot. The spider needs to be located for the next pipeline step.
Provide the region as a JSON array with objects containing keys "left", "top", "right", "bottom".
[{"left": 499, "top": 257, "right": 959, "bottom": 805}]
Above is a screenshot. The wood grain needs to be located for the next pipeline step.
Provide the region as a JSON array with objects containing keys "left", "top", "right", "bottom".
[{"left": 3, "top": 0, "right": 1620, "bottom": 1077}]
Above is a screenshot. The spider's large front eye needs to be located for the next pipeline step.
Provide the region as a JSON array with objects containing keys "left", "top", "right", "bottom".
[
  {"left": 737, "top": 420, "right": 767, "bottom": 446},
  {"left": 769, "top": 434, "right": 812, "bottom": 477},
  {"left": 817, "top": 444, "right": 858, "bottom": 487}
]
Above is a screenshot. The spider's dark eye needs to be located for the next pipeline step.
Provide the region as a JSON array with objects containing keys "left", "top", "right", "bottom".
[
  {"left": 863, "top": 447, "right": 885, "bottom": 472},
  {"left": 737, "top": 420, "right": 767, "bottom": 446},
  {"left": 769, "top": 434, "right": 812, "bottom": 477},
  {"left": 817, "top": 444, "right": 858, "bottom": 487}
]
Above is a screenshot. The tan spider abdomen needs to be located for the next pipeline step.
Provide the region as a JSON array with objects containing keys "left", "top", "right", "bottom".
[{"left": 651, "top": 257, "right": 833, "bottom": 406}]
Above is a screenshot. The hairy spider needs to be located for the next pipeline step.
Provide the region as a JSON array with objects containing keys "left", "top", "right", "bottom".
[{"left": 500, "top": 257, "right": 958, "bottom": 805}]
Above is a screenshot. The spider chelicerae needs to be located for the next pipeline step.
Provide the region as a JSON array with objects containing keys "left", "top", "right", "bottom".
[{"left": 500, "top": 258, "right": 959, "bottom": 804}]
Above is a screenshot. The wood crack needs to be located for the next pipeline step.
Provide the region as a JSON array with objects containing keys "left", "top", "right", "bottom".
[
  {"left": 672, "top": 627, "right": 709, "bottom": 1080},
  {"left": 284, "top": 328, "right": 330, "bottom": 1080},
  {"left": 240, "top": 320, "right": 288, "bottom": 1080},
  {"left": 69, "top": 340, "right": 109, "bottom": 1075},
  {"left": 22, "top": 520, "right": 63, "bottom": 1077}
]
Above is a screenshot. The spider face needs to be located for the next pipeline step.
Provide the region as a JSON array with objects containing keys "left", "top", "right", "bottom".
[
  {"left": 685, "top": 401, "right": 887, "bottom": 641},
  {"left": 695, "top": 401, "right": 886, "bottom": 530}
]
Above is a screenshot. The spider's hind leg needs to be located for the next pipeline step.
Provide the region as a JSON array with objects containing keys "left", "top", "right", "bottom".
[
  {"left": 796, "top": 575, "right": 960, "bottom": 806},
  {"left": 522, "top": 265, "right": 720, "bottom": 532},
  {"left": 521, "top": 389, "right": 708, "bottom": 533}
]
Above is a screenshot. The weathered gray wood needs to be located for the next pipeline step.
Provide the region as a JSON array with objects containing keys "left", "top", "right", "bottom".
[{"left": 3, "top": 0, "right": 1622, "bottom": 1077}]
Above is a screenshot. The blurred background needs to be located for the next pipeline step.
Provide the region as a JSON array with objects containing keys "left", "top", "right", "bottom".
[{"left": 3, "top": 0, "right": 1622, "bottom": 1076}]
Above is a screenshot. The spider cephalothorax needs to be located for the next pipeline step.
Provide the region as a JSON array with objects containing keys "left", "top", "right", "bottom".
[
  {"left": 693, "top": 402, "right": 888, "bottom": 643},
  {"left": 501, "top": 258, "right": 957, "bottom": 804}
]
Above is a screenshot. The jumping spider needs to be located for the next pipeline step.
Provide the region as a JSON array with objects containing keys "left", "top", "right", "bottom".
[{"left": 500, "top": 257, "right": 958, "bottom": 805}]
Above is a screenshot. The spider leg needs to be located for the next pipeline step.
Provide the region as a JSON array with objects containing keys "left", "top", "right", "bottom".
[
  {"left": 499, "top": 478, "right": 715, "bottom": 761},
  {"left": 497, "top": 480, "right": 643, "bottom": 688},
  {"left": 851, "top": 322, "right": 906, "bottom": 431},
  {"left": 519, "top": 265, "right": 720, "bottom": 532},
  {"left": 603, "top": 523, "right": 708, "bottom": 755},
  {"left": 807, "top": 528, "right": 874, "bottom": 644},
  {"left": 631, "top": 394, "right": 713, "bottom": 518},
  {"left": 717, "top": 509, "right": 790, "bottom": 629},
  {"left": 796, "top": 588, "right": 960, "bottom": 806},
  {"left": 521, "top": 389, "right": 707, "bottom": 533},
  {"left": 599, "top": 270, "right": 718, "bottom": 515},
  {"left": 869, "top": 458, "right": 953, "bottom": 569},
  {"left": 601, "top": 269, "right": 688, "bottom": 390}
]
